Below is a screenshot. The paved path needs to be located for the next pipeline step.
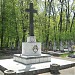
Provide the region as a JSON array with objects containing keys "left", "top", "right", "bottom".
[
  {"left": 0, "top": 56, "right": 75, "bottom": 75},
  {"left": 38, "top": 67, "right": 75, "bottom": 75},
  {"left": 52, "top": 56, "right": 75, "bottom": 62},
  {"left": 0, "top": 67, "right": 75, "bottom": 75},
  {"left": 0, "top": 71, "right": 3, "bottom": 75},
  {"left": 38, "top": 56, "right": 75, "bottom": 75}
]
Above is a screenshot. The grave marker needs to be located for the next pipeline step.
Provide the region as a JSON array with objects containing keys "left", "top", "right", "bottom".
[
  {"left": 60, "top": 41, "right": 64, "bottom": 52},
  {"left": 25, "top": 3, "right": 37, "bottom": 36},
  {"left": 53, "top": 41, "right": 57, "bottom": 51}
]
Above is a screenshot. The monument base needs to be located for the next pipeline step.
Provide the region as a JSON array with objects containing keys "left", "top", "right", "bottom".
[
  {"left": 13, "top": 54, "right": 51, "bottom": 64},
  {"left": 22, "top": 42, "right": 41, "bottom": 56}
]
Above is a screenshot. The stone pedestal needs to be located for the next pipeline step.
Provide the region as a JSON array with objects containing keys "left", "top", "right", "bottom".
[
  {"left": 14, "top": 54, "right": 51, "bottom": 64},
  {"left": 27, "top": 36, "right": 36, "bottom": 42},
  {"left": 22, "top": 42, "right": 41, "bottom": 56},
  {"left": 13, "top": 36, "right": 51, "bottom": 64}
]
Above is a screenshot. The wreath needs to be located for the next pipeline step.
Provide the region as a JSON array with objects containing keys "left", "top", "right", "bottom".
[{"left": 33, "top": 45, "right": 38, "bottom": 53}]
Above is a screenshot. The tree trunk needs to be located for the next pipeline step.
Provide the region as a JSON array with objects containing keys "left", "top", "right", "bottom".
[
  {"left": 12, "top": 0, "right": 19, "bottom": 49},
  {"left": 1, "top": 0, "right": 5, "bottom": 50}
]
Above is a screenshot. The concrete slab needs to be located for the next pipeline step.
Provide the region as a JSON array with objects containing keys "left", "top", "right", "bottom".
[{"left": 0, "top": 58, "right": 75, "bottom": 74}]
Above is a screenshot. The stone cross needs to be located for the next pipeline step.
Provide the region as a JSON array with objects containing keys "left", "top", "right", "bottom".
[{"left": 25, "top": 3, "right": 37, "bottom": 36}]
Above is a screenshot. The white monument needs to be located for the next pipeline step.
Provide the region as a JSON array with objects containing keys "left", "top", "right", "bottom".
[
  {"left": 22, "top": 36, "right": 41, "bottom": 56},
  {"left": 53, "top": 41, "right": 57, "bottom": 51},
  {"left": 13, "top": 3, "right": 51, "bottom": 64},
  {"left": 60, "top": 41, "right": 64, "bottom": 52}
]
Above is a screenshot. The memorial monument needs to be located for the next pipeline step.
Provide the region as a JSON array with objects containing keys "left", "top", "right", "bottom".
[
  {"left": 60, "top": 41, "right": 64, "bottom": 52},
  {"left": 13, "top": 3, "right": 51, "bottom": 64},
  {"left": 53, "top": 41, "right": 57, "bottom": 51}
]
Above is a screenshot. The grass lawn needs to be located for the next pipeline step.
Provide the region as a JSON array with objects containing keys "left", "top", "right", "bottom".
[{"left": 60, "top": 52, "right": 75, "bottom": 58}]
